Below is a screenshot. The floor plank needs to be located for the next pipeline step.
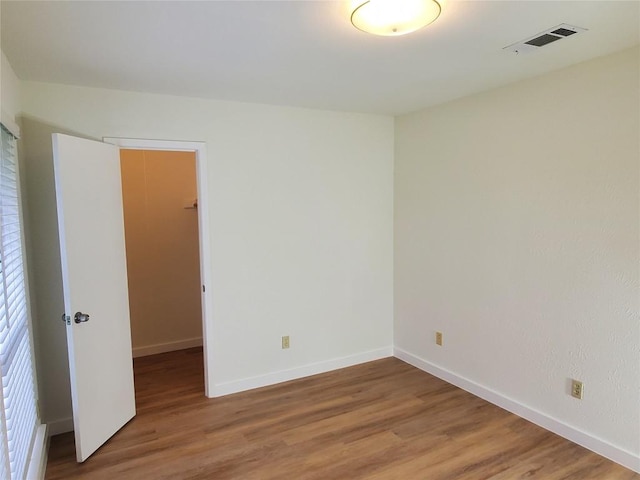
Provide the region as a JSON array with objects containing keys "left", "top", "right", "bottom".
[{"left": 45, "top": 348, "right": 639, "bottom": 479}]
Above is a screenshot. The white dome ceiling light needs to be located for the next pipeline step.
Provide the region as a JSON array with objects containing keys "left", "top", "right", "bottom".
[{"left": 350, "top": 0, "right": 442, "bottom": 36}]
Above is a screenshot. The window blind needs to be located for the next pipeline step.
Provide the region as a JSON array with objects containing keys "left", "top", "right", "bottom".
[{"left": 0, "top": 124, "right": 38, "bottom": 480}]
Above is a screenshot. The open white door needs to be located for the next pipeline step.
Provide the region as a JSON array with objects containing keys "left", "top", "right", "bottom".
[{"left": 52, "top": 133, "right": 136, "bottom": 462}]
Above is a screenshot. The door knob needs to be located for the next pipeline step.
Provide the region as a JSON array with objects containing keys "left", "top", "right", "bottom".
[{"left": 74, "top": 312, "right": 90, "bottom": 324}]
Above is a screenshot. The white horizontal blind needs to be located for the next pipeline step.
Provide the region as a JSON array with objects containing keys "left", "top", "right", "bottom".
[
  {"left": 0, "top": 273, "right": 8, "bottom": 480},
  {"left": 0, "top": 124, "right": 38, "bottom": 480}
]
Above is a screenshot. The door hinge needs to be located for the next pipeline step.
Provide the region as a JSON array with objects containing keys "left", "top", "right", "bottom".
[{"left": 61, "top": 313, "right": 71, "bottom": 325}]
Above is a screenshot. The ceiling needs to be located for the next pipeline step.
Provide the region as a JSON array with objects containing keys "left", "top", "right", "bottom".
[{"left": 1, "top": 1, "right": 638, "bottom": 115}]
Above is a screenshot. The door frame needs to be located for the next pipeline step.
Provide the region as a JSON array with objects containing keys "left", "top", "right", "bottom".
[{"left": 104, "top": 137, "right": 213, "bottom": 397}]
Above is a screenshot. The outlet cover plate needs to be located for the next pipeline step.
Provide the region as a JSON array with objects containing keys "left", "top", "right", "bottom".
[{"left": 571, "top": 379, "right": 584, "bottom": 399}]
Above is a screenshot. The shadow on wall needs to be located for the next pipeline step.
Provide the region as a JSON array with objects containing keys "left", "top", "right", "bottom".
[{"left": 18, "top": 115, "right": 100, "bottom": 434}]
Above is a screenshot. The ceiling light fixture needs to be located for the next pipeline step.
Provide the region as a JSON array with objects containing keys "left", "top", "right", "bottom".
[{"left": 350, "top": 0, "right": 441, "bottom": 36}]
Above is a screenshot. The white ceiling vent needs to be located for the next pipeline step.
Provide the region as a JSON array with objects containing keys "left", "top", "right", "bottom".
[{"left": 503, "top": 24, "right": 588, "bottom": 55}]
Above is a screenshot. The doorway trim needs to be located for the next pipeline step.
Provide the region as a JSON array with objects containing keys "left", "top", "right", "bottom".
[{"left": 104, "top": 137, "right": 213, "bottom": 397}]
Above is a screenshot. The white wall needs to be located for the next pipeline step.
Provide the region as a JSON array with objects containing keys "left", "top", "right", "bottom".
[
  {"left": 395, "top": 46, "right": 639, "bottom": 466},
  {"left": 18, "top": 118, "right": 71, "bottom": 433},
  {"left": 19, "top": 83, "right": 394, "bottom": 427},
  {"left": 1, "top": 50, "right": 21, "bottom": 128}
]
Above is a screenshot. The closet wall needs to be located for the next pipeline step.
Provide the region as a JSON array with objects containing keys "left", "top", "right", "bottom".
[{"left": 120, "top": 149, "right": 202, "bottom": 357}]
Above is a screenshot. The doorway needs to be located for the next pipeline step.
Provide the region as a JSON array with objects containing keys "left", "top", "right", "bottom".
[
  {"left": 120, "top": 148, "right": 203, "bottom": 389},
  {"left": 105, "top": 137, "right": 212, "bottom": 397}
]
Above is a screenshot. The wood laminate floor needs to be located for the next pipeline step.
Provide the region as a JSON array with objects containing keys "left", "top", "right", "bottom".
[{"left": 46, "top": 348, "right": 638, "bottom": 479}]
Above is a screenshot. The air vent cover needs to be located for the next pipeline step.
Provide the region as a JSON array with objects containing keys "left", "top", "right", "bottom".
[{"left": 504, "top": 24, "right": 587, "bottom": 55}]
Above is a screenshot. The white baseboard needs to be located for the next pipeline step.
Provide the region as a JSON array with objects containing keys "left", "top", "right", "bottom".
[
  {"left": 132, "top": 337, "right": 203, "bottom": 358},
  {"left": 47, "top": 417, "right": 73, "bottom": 436},
  {"left": 393, "top": 347, "right": 640, "bottom": 474},
  {"left": 26, "top": 424, "right": 48, "bottom": 480},
  {"left": 211, "top": 346, "right": 393, "bottom": 398}
]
